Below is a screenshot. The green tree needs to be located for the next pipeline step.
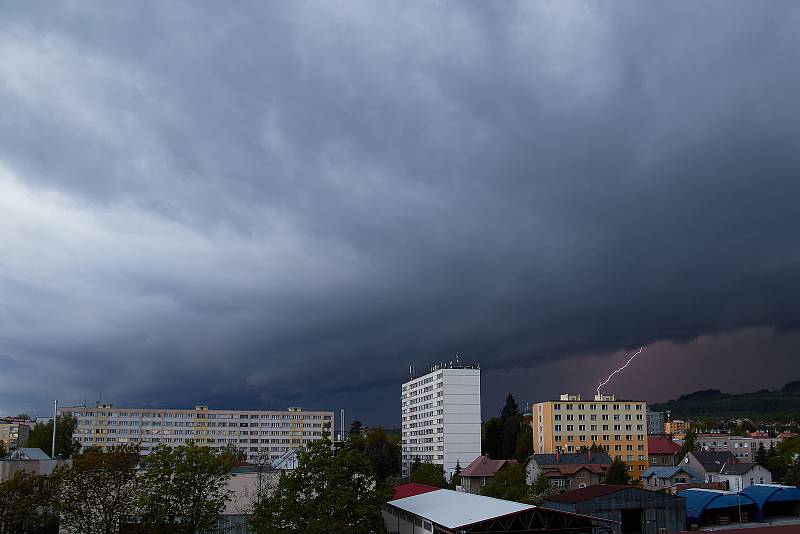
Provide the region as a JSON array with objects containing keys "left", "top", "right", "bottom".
[
  {"left": 756, "top": 443, "right": 768, "bottom": 467},
  {"left": 482, "top": 418, "right": 504, "bottom": 459},
  {"left": 501, "top": 415, "right": 522, "bottom": 459},
  {"left": 529, "top": 472, "right": 557, "bottom": 504},
  {"left": 0, "top": 441, "right": 6, "bottom": 459},
  {"left": 590, "top": 443, "right": 605, "bottom": 453},
  {"left": 452, "top": 460, "right": 462, "bottom": 487},
  {"left": 52, "top": 445, "right": 140, "bottom": 534},
  {"left": 514, "top": 422, "right": 533, "bottom": 464},
  {"left": 0, "top": 471, "right": 58, "bottom": 533},
  {"left": 250, "top": 430, "right": 390, "bottom": 533},
  {"left": 410, "top": 456, "right": 422, "bottom": 477},
  {"left": 138, "top": 442, "right": 237, "bottom": 534},
  {"left": 481, "top": 463, "right": 529, "bottom": 503},
  {"left": 501, "top": 394, "right": 520, "bottom": 420},
  {"left": 347, "top": 421, "right": 365, "bottom": 452},
  {"left": 606, "top": 458, "right": 629, "bottom": 485},
  {"left": 26, "top": 415, "right": 81, "bottom": 458},
  {"left": 362, "top": 427, "right": 401, "bottom": 482},
  {"left": 410, "top": 462, "right": 448, "bottom": 488},
  {"left": 784, "top": 457, "right": 800, "bottom": 486},
  {"left": 677, "top": 426, "right": 698, "bottom": 463}
]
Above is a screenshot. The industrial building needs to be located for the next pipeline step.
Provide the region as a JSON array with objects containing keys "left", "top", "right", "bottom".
[
  {"left": 59, "top": 403, "right": 334, "bottom": 463},
  {"left": 384, "top": 486, "right": 616, "bottom": 533},
  {"left": 401, "top": 358, "right": 481, "bottom": 479},
  {"left": 680, "top": 485, "right": 800, "bottom": 528},
  {"left": 542, "top": 485, "right": 687, "bottom": 534},
  {"left": 531, "top": 394, "right": 649, "bottom": 480}
]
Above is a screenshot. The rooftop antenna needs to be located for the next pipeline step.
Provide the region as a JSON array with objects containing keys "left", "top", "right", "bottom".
[{"left": 409, "top": 364, "right": 414, "bottom": 379}]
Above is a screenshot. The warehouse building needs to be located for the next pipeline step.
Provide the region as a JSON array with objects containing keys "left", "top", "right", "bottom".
[
  {"left": 543, "top": 485, "right": 686, "bottom": 534},
  {"left": 384, "top": 486, "right": 616, "bottom": 533}
]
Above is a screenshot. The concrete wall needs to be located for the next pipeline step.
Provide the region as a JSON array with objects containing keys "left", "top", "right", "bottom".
[
  {"left": 382, "top": 506, "right": 434, "bottom": 534},
  {"left": 0, "top": 459, "right": 69, "bottom": 482},
  {"left": 442, "top": 368, "right": 481, "bottom": 479}
]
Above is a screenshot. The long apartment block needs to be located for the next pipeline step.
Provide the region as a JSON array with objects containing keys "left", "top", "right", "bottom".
[
  {"left": 59, "top": 404, "right": 334, "bottom": 462},
  {"left": 531, "top": 393, "right": 649, "bottom": 480},
  {"left": 401, "top": 359, "right": 481, "bottom": 479}
]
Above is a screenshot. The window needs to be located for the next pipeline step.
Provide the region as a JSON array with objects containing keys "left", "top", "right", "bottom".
[{"left": 481, "top": 477, "right": 486, "bottom": 486}]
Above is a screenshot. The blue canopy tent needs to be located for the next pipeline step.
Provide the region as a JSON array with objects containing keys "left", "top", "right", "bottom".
[
  {"left": 742, "top": 484, "right": 800, "bottom": 520},
  {"left": 678, "top": 489, "right": 758, "bottom": 525}
]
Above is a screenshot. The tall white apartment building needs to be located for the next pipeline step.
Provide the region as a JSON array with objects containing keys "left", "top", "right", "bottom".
[
  {"left": 401, "top": 359, "right": 481, "bottom": 479},
  {"left": 59, "top": 404, "right": 334, "bottom": 462}
]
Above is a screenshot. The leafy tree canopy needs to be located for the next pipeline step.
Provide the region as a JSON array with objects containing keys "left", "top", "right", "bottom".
[
  {"left": 361, "top": 426, "right": 401, "bottom": 482},
  {"left": 501, "top": 394, "right": 520, "bottom": 420},
  {"left": 138, "top": 442, "right": 237, "bottom": 534},
  {"left": 410, "top": 462, "right": 448, "bottom": 488},
  {"left": 481, "top": 463, "right": 529, "bottom": 504},
  {"left": 251, "top": 431, "right": 390, "bottom": 534},
  {"left": 52, "top": 445, "right": 140, "bottom": 534},
  {"left": 606, "top": 458, "right": 630, "bottom": 485},
  {"left": 0, "top": 471, "right": 58, "bottom": 533},
  {"left": 529, "top": 472, "right": 557, "bottom": 504},
  {"left": 26, "top": 415, "right": 81, "bottom": 458}
]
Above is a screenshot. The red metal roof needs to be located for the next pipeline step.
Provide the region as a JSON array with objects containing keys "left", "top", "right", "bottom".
[
  {"left": 648, "top": 435, "right": 682, "bottom": 455},
  {"left": 461, "top": 455, "right": 516, "bottom": 477},
  {"left": 390, "top": 483, "right": 440, "bottom": 501},
  {"left": 544, "top": 484, "right": 628, "bottom": 504}
]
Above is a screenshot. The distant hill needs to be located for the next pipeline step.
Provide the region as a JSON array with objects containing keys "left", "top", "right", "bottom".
[{"left": 650, "top": 382, "right": 800, "bottom": 421}]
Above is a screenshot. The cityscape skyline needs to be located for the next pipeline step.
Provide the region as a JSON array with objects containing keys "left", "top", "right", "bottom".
[{"left": 2, "top": 2, "right": 800, "bottom": 427}]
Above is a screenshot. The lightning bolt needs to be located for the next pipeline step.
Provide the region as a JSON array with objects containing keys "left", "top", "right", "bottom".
[{"left": 596, "top": 347, "right": 644, "bottom": 397}]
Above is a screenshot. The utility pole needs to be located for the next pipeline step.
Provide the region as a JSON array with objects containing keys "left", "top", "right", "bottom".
[
  {"left": 737, "top": 478, "right": 742, "bottom": 525},
  {"left": 52, "top": 400, "right": 58, "bottom": 458}
]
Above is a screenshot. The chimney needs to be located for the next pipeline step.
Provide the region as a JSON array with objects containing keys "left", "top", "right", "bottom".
[{"left": 555, "top": 449, "right": 561, "bottom": 462}]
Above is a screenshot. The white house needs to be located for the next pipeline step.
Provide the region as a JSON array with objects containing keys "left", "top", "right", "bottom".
[{"left": 719, "top": 462, "right": 772, "bottom": 491}]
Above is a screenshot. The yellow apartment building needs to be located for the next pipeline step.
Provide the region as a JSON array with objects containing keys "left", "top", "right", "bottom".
[{"left": 531, "top": 394, "right": 649, "bottom": 480}]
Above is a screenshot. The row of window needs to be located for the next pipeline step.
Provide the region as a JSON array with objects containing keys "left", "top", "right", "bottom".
[
  {"left": 552, "top": 403, "right": 643, "bottom": 411},
  {"left": 554, "top": 413, "right": 643, "bottom": 421},
  {"left": 68, "top": 411, "right": 330, "bottom": 420}
]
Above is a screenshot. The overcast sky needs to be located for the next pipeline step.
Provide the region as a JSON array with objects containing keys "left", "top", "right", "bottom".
[{"left": 1, "top": 2, "right": 799, "bottom": 425}]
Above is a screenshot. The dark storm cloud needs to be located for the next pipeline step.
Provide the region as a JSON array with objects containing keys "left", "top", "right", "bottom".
[{"left": 1, "top": 1, "right": 800, "bottom": 422}]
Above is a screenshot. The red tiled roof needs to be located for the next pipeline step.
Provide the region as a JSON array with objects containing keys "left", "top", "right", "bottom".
[
  {"left": 390, "top": 483, "right": 440, "bottom": 501},
  {"left": 461, "top": 456, "right": 516, "bottom": 477},
  {"left": 544, "top": 484, "right": 628, "bottom": 504},
  {"left": 648, "top": 436, "right": 681, "bottom": 455}
]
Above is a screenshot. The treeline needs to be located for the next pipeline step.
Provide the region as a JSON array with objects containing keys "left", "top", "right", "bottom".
[
  {"left": 651, "top": 382, "right": 800, "bottom": 421},
  {"left": 755, "top": 436, "right": 800, "bottom": 485},
  {"left": 0, "top": 443, "right": 238, "bottom": 533},
  {"left": 481, "top": 394, "right": 532, "bottom": 463},
  {"left": 0, "top": 425, "right": 399, "bottom": 533}
]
